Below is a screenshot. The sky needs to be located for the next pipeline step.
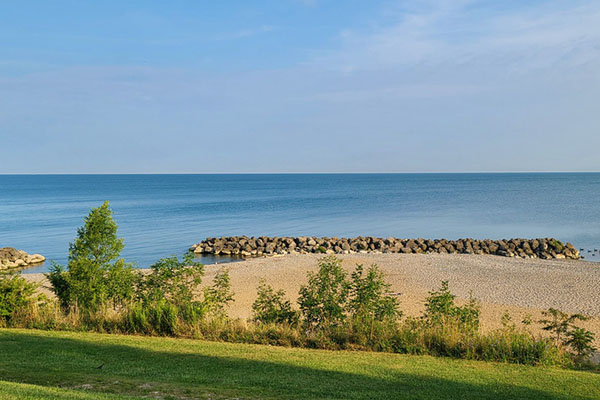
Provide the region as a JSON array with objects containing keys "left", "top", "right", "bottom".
[{"left": 1, "top": 0, "right": 599, "bottom": 173}]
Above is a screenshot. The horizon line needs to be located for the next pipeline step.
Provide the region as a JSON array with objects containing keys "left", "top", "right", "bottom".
[{"left": 1, "top": 171, "right": 599, "bottom": 176}]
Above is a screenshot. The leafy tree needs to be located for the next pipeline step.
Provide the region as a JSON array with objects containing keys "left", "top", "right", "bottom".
[
  {"left": 252, "top": 279, "right": 299, "bottom": 325},
  {"left": 203, "top": 268, "right": 235, "bottom": 317},
  {"left": 47, "top": 201, "right": 135, "bottom": 311},
  {"left": 539, "top": 308, "right": 588, "bottom": 346},
  {"left": 298, "top": 256, "right": 349, "bottom": 330},
  {"left": 539, "top": 308, "right": 596, "bottom": 360},
  {"left": 0, "top": 274, "right": 41, "bottom": 323},
  {"left": 348, "top": 264, "right": 401, "bottom": 321},
  {"left": 565, "top": 327, "right": 597, "bottom": 359}
]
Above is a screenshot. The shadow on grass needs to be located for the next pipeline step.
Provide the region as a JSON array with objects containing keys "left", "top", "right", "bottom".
[{"left": 0, "top": 330, "right": 596, "bottom": 400}]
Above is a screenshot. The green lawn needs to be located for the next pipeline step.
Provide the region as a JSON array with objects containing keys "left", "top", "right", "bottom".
[{"left": 0, "top": 329, "right": 599, "bottom": 400}]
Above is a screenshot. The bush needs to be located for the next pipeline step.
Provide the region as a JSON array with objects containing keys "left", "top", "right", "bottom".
[
  {"left": 47, "top": 201, "right": 136, "bottom": 311},
  {"left": 298, "top": 256, "right": 349, "bottom": 330},
  {"left": 136, "top": 253, "right": 204, "bottom": 306},
  {"left": 565, "top": 327, "right": 597, "bottom": 359},
  {"left": 539, "top": 308, "right": 597, "bottom": 361},
  {"left": 0, "top": 274, "right": 41, "bottom": 324},
  {"left": 252, "top": 279, "right": 299, "bottom": 325},
  {"left": 203, "top": 268, "right": 235, "bottom": 317},
  {"left": 539, "top": 308, "right": 587, "bottom": 345},
  {"left": 423, "top": 281, "right": 480, "bottom": 332},
  {"left": 129, "top": 253, "right": 208, "bottom": 332},
  {"left": 5, "top": 252, "right": 586, "bottom": 369},
  {"left": 348, "top": 264, "right": 401, "bottom": 321},
  {"left": 346, "top": 264, "right": 401, "bottom": 345},
  {"left": 125, "top": 254, "right": 234, "bottom": 334}
]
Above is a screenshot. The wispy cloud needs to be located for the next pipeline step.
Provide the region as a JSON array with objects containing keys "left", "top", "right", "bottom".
[
  {"left": 312, "top": 0, "right": 600, "bottom": 77},
  {"left": 2, "top": 1, "right": 599, "bottom": 173}
]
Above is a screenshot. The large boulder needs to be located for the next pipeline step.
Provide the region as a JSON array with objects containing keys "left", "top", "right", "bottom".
[{"left": 0, "top": 247, "right": 45, "bottom": 270}]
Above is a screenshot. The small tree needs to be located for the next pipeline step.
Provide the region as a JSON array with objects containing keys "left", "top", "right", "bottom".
[
  {"left": 0, "top": 274, "right": 41, "bottom": 324},
  {"left": 252, "top": 279, "right": 299, "bottom": 325},
  {"left": 298, "top": 256, "right": 349, "bottom": 330},
  {"left": 203, "top": 268, "right": 235, "bottom": 317},
  {"left": 423, "top": 281, "right": 480, "bottom": 332},
  {"left": 539, "top": 308, "right": 587, "bottom": 346},
  {"left": 565, "top": 327, "right": 597, "bottom": 360},
  {"left": 348, "top": 264, "right": 401, "bottom": 321},
  {"left": 539, "top": 308, "right": 596, "bottom": 361},
  {"left": 47, "top": 201, "right": 135, "bottom": 311}
]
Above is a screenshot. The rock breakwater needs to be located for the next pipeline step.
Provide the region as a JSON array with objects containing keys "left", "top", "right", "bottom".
[
  {"left": 190, "top": 236, "right": 579, "bottom": 260},
  {"left": 0, "top": 247, "right": 45, "bottom": 270}
]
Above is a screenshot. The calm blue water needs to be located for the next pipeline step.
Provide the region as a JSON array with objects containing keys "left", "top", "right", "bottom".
[{"left": 1, "top": 173, "right": 599, "bottom": 273}]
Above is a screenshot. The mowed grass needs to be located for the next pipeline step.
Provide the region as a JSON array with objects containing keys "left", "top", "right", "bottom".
[{"left": 0, "top": 329, "right": 599, "bottom": 400}]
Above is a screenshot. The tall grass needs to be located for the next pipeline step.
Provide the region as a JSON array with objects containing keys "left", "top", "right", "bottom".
[{"left": 4, "top": 299, "right": 571, "bottom": 367}]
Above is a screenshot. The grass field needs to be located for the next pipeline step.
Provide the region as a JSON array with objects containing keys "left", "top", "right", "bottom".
[{"left": 1, "top": 329, "right": 599, "bottom": 400}]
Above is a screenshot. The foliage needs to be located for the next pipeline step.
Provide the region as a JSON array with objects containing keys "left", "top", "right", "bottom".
[
  {"left": 125, "top": 255, "right": 234, "bottom": 333},
  {"left": 252, "top": 280, "right": 299, "bottom": 325},
  {"left": 47, "top": 201, "right": 135, "bottom": 311},
  {"left": 203, "top": 268, "right": 235, "bottom": 317},
  {"left": 298, "top": 256, "right": 349, "bottom": 330},
  {"left": 135, "top": 252, "right": 204, "bottom": 305},
  {"left": 539, "top": 308, "right": 587, "bottom": 345},
  {"left": 345, "top": 264, "right": 401, "bottom": 344},
  {"left": 347, "top": 264, "right": 401, "bottom": 321},
  {"left": 127, "top": 253, "right": 207, "bottom": 334},
  {"left": 6, "top": 253, "right": 594, "bottom": 369},
  {"left": 423, "top": 281, "right": 480, "bottom": 332},
  {"left": 0, "top": 274, "right": 40, "bottom": 323},
  {"left": 565, "top": 327, "right": 597, "bottom": 358},
  {"left": 123, "top": 299, "right": 179, "bottom": 336}
]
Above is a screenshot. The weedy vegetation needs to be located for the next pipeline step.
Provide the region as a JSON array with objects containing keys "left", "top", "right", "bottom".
[{"left": 0, "top": 202, "right": 597, "bottom": 371}]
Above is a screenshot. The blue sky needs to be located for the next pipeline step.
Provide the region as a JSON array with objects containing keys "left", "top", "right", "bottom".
[{"left": 1, "top": 0, "right": 599, "bottom": 173}]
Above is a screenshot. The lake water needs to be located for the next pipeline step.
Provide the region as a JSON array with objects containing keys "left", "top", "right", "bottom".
[{"left": 1, "top": 173, "right": 599, "bottom": 273}]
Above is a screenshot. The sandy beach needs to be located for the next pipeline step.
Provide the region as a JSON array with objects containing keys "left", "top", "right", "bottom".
[{"left": 25, "top": 253, "right": 600, "bottom": 344}]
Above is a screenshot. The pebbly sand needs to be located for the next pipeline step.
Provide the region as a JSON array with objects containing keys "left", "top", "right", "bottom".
[{"left": 25, "top": 253, "right": 600, "bottom": 345}]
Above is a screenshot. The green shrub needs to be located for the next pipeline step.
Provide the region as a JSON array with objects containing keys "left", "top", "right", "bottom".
[
  {"left": 565, "top": 327, "right": 597, "bottom": 359},
  {"left": 423, "top": 281, "right": 480, "bottom": 332},
  {"left": 47, "top": 201, "right": 136, "bottom": 311},
  {"left": 203, "top": 268, "right": 235, "bottom": 317},
  {"left": 348, "top": 264, "right": 401, "bottom": 321},
  {"left": 0, "top": 274, "right": 40, "bottom": 324},
  {"left": 136, "top": 253, "right": 204, "bottom": 306},
  {"left": 131, "top": 253, "right": 210, "bottom": 331},
  {"left": 252, "top": 279, "right": 299, "bottom": 325},
  {"left": 345, "top": 264, "right": 401, "bottom": 345},
  {"left": 539, "top": 308, "right": 587, "bottom": 345},
  {"left": 298, "top": 256, "right": 349, "bottom": 330},
  {"left": 5, "top": 253, "right": 586, "bottom": 369}
]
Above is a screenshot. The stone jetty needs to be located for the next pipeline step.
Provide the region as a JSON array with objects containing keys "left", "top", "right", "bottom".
[
  {"left": 190, "top": 236, "right": 580, "bottom": 260},
  {"left": 0, "top": 247, "right": 45, "bottom": 270}
]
